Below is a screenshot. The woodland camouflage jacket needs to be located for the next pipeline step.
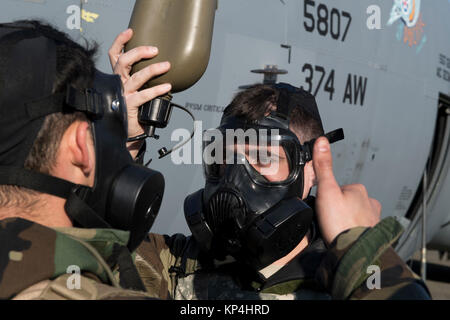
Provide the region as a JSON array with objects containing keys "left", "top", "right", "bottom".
[
  {"left": 0, "top": 216, "right": 431, "bottom": 300},
  {"left": 134, "top": 217, "right": 431, "bottom": 300},
  {"left": 0, "top": 217, "right": 155, "bottom": 300}
]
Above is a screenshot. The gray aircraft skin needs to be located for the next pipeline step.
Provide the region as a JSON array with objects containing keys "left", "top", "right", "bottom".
[{"left": 1, "top": 0, "right": 450, "bottom": 263}]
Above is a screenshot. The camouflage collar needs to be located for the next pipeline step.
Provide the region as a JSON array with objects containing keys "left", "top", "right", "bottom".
[
  {"left": 0, "top": 218, "right": 129, "bottom": 299},
  {"left": 54, "top": 225, "right": 130, "bottom": 250}
]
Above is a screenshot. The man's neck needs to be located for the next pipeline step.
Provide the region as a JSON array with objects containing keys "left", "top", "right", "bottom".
[
  {"left": 259, "top": 230, "right": 310, "bottom": 279},
  {"left": 0, "top": 194, "right": 72, "bottom": 227}
]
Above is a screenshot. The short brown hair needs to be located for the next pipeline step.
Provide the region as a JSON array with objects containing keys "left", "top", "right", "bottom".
[
  {"left": 0, "top": 20, "right": 97, "bottom": 211},
  {"left": 224, "top": 84, "right": 324, "bottom": 143}
]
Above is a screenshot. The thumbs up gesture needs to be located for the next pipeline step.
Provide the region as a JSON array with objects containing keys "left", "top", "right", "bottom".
[{"left": 312, "top": 137, "right": 381, "bottom": 246}]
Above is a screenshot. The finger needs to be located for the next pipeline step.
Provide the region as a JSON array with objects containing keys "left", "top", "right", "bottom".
[
  {"left": 108, "top": 28, "right": 133, "bottom": 67},
  {"left": 369, "top": 198, "right": 382, "bottom": 219},
  {"left": 313, "top": 137, "right": 340, "bottom": 193},
  {"left": 341, "top": 183, "right": 368, "bottom": 196},
  {"left": 116, "top": 46, "right": 159, "bottom": 71},
  {"left": 126, "top": 83, "right": 172, "bottom": 108},
  {"left": 125, "top": 62, "right": 171, "bottom": 93}
]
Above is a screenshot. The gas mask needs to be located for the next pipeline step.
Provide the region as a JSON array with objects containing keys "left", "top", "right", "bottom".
[
  {"left": 0, "top": 22, "right": 164, "bottom": 251},
  {"left": 185, "top": 83, "right": 343, "bottom": 269}
]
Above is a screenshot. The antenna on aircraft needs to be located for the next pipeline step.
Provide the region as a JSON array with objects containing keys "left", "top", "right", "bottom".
[{"left": 239, "top": 65, "right": 288, "bottom": 89}]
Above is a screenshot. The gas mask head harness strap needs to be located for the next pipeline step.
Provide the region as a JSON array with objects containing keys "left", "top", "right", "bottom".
[
  {"left": 185, "top": 83, "right": 343, "bottom": 270},
  {"left": 0, "top": 22, "right": 164, "bottom": 251}
]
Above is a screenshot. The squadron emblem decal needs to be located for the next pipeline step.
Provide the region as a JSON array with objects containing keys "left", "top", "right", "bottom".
[{"left": 387, "top": 0, "right": 426, "bottom": 54}]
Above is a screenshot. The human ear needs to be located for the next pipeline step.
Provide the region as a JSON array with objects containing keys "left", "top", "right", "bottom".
[
  {"left": 307, "top": 161, "right": 317, "bottom": 187},
  {"left": 71, "top": 121, "right": 95, "bottom": 177},
  {"left": 302, "top": 161, "right": 316, "bottom": 199}
]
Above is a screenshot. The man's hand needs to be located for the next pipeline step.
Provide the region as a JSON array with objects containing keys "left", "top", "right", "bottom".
[
  {"left": 312, "top": 137, "right": 381, "bottom": 246},
  {"left": 109, "top": 29, "right": 172, "bottom": 157}
]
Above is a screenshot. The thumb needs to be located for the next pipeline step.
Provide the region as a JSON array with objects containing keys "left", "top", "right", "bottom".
[{"left": 312, "top": 137, "right": 340, "bottom": 193}]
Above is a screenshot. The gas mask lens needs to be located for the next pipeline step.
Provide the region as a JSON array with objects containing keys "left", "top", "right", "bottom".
[
  {"left": 239, "top": 143, "right": 290, "bottom": 182},
  {"left": 202, "top": 128, "right": 300, "bottom": 185}
]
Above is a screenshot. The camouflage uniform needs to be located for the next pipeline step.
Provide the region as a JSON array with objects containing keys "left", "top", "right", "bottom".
[
  {"left": 0, "top": 217, "right": 160, "bottom": 300},
  {"left": 135, "top": 217, "right": 431, "bottom": 300},
  {"left": 0, "top": 216, "right": 431, "bottom": 300}
]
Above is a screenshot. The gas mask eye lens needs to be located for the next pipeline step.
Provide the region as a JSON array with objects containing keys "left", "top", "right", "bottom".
[
  {"left": 202, "top": 128, "right": 299, "bottom": 185},
  {"left": 245, "top": 145, "right": 290, "bottom": 182}
]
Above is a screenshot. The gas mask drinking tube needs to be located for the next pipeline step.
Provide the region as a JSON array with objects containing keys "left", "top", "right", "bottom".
[{"left": 185, "top": 83, "right": 344, "bottom": 270}]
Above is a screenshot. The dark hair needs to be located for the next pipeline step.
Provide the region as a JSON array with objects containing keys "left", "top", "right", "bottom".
[
  {"left": 0, "top": 20, "right": 98, "bottom": 210},
  {"left": 224, "top": 84, "right": 324, "bottom": 143}
]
